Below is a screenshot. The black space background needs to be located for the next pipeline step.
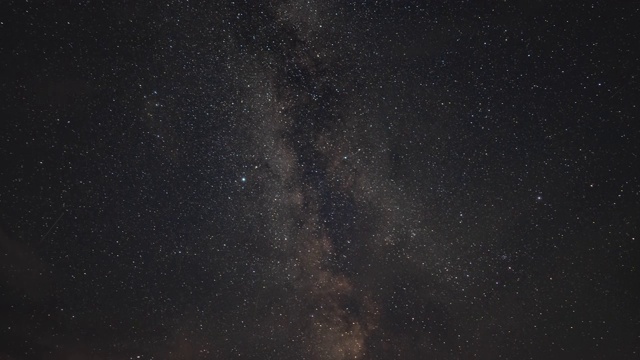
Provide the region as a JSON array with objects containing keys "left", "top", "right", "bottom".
[{"left": 1, "top": 1, "right": 639, "bottom": 359}]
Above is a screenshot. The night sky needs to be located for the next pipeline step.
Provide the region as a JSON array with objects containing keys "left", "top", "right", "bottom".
[{"left": 1, "top": 1, "right": 639, "bottom": 359}]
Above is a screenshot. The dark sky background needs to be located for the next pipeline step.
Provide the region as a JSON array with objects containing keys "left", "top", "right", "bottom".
[{"left": 1, "top": 1, "right": 639, "bottom": 359}]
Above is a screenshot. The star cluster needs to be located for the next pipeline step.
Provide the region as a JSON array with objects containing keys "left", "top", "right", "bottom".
[{"left": 1, "top": 1, "right": 639, "bottom": 359}]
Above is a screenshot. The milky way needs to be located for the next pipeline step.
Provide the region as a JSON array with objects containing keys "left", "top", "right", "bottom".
[{"left": 1, "top": 1, "right": 639, "bottom": 359}]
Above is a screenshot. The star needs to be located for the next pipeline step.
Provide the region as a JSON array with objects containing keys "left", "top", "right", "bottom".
[{"left": 2, "top": 1, "right": 637, "bottom": 359}]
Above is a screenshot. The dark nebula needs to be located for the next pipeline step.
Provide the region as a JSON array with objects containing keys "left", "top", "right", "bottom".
[{"left": 1, "top": 1, "right": 639, "bottom": 359}]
